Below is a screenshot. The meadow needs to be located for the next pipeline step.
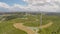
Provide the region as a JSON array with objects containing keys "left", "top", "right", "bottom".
[{"left": 0, "top": 13, "right": 60, "bottom": 34}]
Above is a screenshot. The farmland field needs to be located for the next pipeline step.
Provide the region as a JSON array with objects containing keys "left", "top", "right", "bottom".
[{"left": 0, "top": 13, "right": 60, "bottom": 34}]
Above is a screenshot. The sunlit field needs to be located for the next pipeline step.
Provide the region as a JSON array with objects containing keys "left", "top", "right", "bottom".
[{"left": 0, "top": 12, "right": 60, "bottom": 34}]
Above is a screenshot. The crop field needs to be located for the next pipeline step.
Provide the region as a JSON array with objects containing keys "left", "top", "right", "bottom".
[{"left": 0, "top": 13, "right": 60, "bottom": 34}]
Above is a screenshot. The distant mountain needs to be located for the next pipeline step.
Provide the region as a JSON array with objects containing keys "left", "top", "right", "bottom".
[
  {"left": 45, "top": 12, "right": 60, "bottom": 16},
  {"left": 0, "top": 11, "right": 60, "bottom": 16}
]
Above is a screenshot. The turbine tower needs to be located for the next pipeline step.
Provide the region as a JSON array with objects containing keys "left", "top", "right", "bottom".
[{"left": 40, "top": 11, "right": 42, "bottom": 27}]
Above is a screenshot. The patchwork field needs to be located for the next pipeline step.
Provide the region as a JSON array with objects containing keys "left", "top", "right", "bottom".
[{"left": 0, "top": 13, "right": 60, "bottom": 34}]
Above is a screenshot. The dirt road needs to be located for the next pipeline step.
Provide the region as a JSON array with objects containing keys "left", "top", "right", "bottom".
[
  {"left": 39, "top": 22, "right": 53, "bottom": 28},
  {"left": 13, "top": 22, "right": 53, "bottom": 34},
  {"left": 13, "top": 23, "right": 36, "bottom": 34}
]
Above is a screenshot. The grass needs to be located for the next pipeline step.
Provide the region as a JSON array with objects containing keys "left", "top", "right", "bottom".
[
  {"left": 0, "top": 19, "right": 27, "bottom": 34},
  {"left": 38, "top": 15, "right": 60, "bottom": 34},
  {"left": 0, "top": 14, "right": 60, "bottom": 34}
]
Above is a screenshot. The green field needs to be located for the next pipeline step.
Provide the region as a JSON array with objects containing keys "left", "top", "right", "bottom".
[{"left": 0, "top": 13, "right": 60, "bottom": 34}]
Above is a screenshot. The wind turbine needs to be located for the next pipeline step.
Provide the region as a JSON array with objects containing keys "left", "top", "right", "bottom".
[{"left": 37, "top": 7, "right": 42, "bottom": 28}]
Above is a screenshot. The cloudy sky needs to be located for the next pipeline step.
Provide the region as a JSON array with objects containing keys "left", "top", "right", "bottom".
[{"left": 0, "top": 0, "right": 60, "bottom": 12}]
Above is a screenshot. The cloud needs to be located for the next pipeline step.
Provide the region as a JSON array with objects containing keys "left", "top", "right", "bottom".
[
  {"left": 23, "top": 0, "right": 60, "bottom": 12},
  {"left": 0, "top": 0, "right": 60, "bottom": 12},
  {"left": 0, "top": 2, "right": 10, "bottom": 8}
]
